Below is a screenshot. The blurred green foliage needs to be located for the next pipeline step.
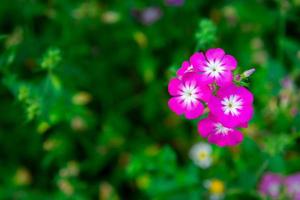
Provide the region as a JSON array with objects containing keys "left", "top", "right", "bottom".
[{"left": 0, "top": 0, "right": 300, "bottom": 199}]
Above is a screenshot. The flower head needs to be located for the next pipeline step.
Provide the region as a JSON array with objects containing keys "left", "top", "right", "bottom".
[
  {"left": 259, "top": 172, "right": 283, "bottom": 199},
  {"left": 167, "top": 47, "right": 254, "bottom": 147},
  {"left": 208, "top": 85, "right": 254, "bottom": 128},
  {"left": 168, "top": 73, "right": 212, "bottom": 119},
  {"left": 190, "top": 48, "right": 237, "bottom": 86},
  {"left": 189, "top": 142, "right": 212, "bottom": 169},
  {"left": 204, "top": 179, "right": 225, "bottom": 200},
  {"left": 284, "top": 173, "right": 300, "bottom": 200},
  {"left": 198, "top": 115, "right": 243, "bottom": 147},
  {"left": 132, "top": 7, "right": 162, "bottom": 25}
]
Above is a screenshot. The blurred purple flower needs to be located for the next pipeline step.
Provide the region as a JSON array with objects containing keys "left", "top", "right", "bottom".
[
  {"left": 284, "top": 173, "right": 300, "bottom": 200},
  {"left": 165, "top": 0, "right": 185, "bottom": 6},
  {"left": 132, "top": 7, "right": 162, "bottom": 25},
  {"left": 281, "top": 76, "right": 293, "bottom": 90},
  {"left": 259, "top": 172, "right": 283, "bottom": 199}
]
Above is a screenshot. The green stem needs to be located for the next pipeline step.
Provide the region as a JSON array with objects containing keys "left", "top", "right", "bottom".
[{"left": 255, "top": 159, "right": 270, "bottom": 181}]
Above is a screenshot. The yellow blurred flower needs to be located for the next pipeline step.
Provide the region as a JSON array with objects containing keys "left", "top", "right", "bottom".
[
  {"left": 43, "top": 138, "right": 58, "bottom": 151},
  {"left": 99, "top": 182, "right": 119, "bottom": 200},
  {"left": 14, "top": 167, "right": 32, "bottom": 186},
  {"left": 72, "top": 91, "right": 92, "bottom": 105},
  {"left": 71, "top": 116, "right": 87, "bottom": 131},
  {"left": 72, "top": 2, "right": 100, "bottom": 19},
  {"left": 58, "top": 179, "right": 74, "bottom": 196},
  {"left": 133, "top": 31, "right": 148, "bottom": 48},
  {"left": 204, "top": 179, "right": 225, "bottom": 200},
  {"left": 59, "top": 161, "right": 79, "bottom": 178},
  {"left": 101, "top": 11, "right": 120, "bottom": 24}
]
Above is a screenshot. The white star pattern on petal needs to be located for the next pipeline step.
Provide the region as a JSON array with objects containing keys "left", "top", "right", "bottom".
[
  {"left": 203, "top": 60, "right": 225, "bottom": 78},
  {"left": 214, "top": 123, "right": 232, "bottom": 135},
  {"left": 185, "top": 65, "right": 194, "bottom": 73},
  {"left": 221, "top": 95, "right": 243, "bottom": 116},
  {"left": 178, "top": 81, "right": 202, "bottom": 110}
]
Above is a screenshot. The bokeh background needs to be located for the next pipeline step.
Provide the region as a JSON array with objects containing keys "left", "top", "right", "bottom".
[{"left": 0, "top": 0, "right": 300, "bottom": 199}]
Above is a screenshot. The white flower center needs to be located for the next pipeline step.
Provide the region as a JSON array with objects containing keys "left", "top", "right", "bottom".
[
  {"left": 214, "top": 123, "right": 232, "bottom": 135},
  {"left": 290, "top": 182, "right": 300, "bottom": 193},
  {"left": 268, "top": 183, "right": 279, "bottom": 196},
  {"left": 197, "top": 150, "right": 208, "bottom": 161},
  {"left": 179, "top": 81, "right": 201, "bottom": 109},
  {"left": 221, "top": 95, "right": 243, "bottom": 116},
  {"left": 203, "top": 60, "right": 225, "bottom": 78}
]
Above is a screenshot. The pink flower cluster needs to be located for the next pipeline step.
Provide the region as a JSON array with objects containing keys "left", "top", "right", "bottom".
[
  {"left": 259, "top": 172, "right": 300, "bottom": 200},
  {"left": 168, "top": 48, "right": 254, "bottom": 147}
]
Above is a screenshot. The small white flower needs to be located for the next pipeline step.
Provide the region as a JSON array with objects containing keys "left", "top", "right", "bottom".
[{"left": 189, "top": 142, "right": 212, "bottom": 169}]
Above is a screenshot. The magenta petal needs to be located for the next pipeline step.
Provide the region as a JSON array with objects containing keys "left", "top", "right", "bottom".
[
  {"left": 239, "top": 105, "right": 254, "bottom": 125},
  {"left": 205, "top": 48, "right": 225, "bottom": 61},
  {"left": 177, "top": 61, "right": 190, "bottom": 77},
  {"left": 227, "top": 130, "right": 243, "bottom": 146},
  {"left": 221, "top": 55, "right": 237, "bottom": 70},
  {"left": 216, "top": 70, "right": 233, "bottom": 87},
  {"left": 207, "top": 96, "right": 223, "bottom": 117},
  {"left": 184, "top": 102, "right": 204, "bottom": 119},
  {"left": 197, "top": 84, "right": 212, "bottom": 102},
  {"left": 216, "top": 112, "right": 240, "bottom": 128},
  {"left": 217, "top": 84, "right": 236, "bottom": 97},
  {"left": 197, "top": 118, "right": 214, "bottom": 138},
  {"left": 190, "top": 52, "right": 206, "bottom": 69},
  {"left": 168, "top": 78, "right": 182, "bottom": 96},
  {"left": 208, "top": 134, "right": 227, "bottom": 147},
  {"left": 237, "top": 86, "right": 254, "bottom": 105},
  {"left": 198, "top": 73, "right": 214, "bottom": 85},
  {"left": 239, "top": 122, "right": 248, "bottom": 128},
  {"left": 168, "top": 97, "right": 184, "bottom": 115}
]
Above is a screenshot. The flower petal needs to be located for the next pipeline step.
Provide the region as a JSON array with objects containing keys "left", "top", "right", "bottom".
[
  {"left": 237, "top": 86, "right": 254, "bottom": 105},
  {"left": 177, "top": 61, "right": 190, "bottom": 77},
  {"left": 208, "top": 133, "right": 228, "bottom": 147},
  {"left": 168, "top": 97, "right": 184, "bottom": 115},
  {"left": 197, "top": 118, "right": 214, "bottom": 138},
  {"left": 168, "top": 78, "right": 181, "bottom": 96},
  {"left": 221, "top": 55, "right": 237, "bottom": 70},
  {"left": 205, "top": 48, "right": 225, "bottom": 62},
  {"left": 227, "top": 130, "right": 243, "bottom": 146},
  {"left": 216, "top": 70, "right": 233, "bottom": 87},
  {"left": 190, "top": 52, "right": 206, "bottom": 69},
  {"left": 185, "top": 101, "right": 204, "bottom": 119},
  {"left": 238, "top": 105, "right": 254, "bottom": 125}
]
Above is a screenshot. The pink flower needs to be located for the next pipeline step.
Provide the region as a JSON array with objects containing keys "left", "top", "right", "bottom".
[
  {"left": 168, "top": 73, "right": 212, "bottom": 119},
  {"left": 197, "top": 115, "right": 243, "bottom": 147},
  {"left": 176, "top": 60, "right": 196, "bottom": 78},
  {"left": 208, "top": 85, "right": 254, "bottom": 128},
  {"left": 284, "top": 173, "right": 300, "bottom": 200},
  {"left": 259, "top": 173, "right": 283, "bottom": 199},
  {"left": 190, "top": 48, "right": 237, "bottom": 86}
]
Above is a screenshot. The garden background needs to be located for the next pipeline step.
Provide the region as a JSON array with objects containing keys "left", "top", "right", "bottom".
[{"left": 0, "top": 0, "right": 300, "bottom": 199}]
